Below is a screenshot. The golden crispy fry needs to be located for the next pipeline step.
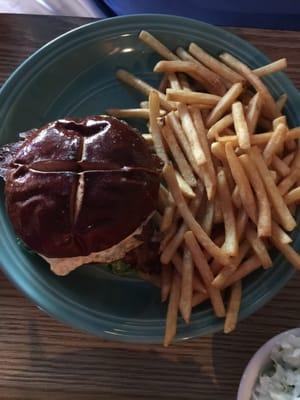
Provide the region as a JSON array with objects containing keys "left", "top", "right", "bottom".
[
  {"left": 199, "top": 200, "right": 215, "bottom": 236},
  {"left": 283, "top": 152, "right": 295, "bottom": 166},
  {"left": 253, "top": 58, "right": 287, "bottom": 77},
  {"left": 207, "top": 114, "right": 233, "bottom": 141},
  {"left": 175, "top": 171, "right": 196, "bottom": 199},
  {"left": 236, "top": 209, "right": 248, "bottom": 242},
  {"left": 232, "top": 101, "right": 251, "bottom": 149},
  {"left": 179, "top": 248, "right": 194, "bottom": 323},
  {"left": 211, "top": 142, "right": 227, "bottom": 164},
  {"left": 160, "top": 205, "right": 176, "bottom": 233},
  {"left": 161, "top": 264, "right": 173, "bottom": 302},
  {"left": 192, "top": 291, "right": 209, "bottom": 308},
  {"left": 161, "top": 198, "right": 201, "bottom": 264},
  {"left": 154, "top": 60, "right": 225, "bottom": 95},
  {"left": 161, "top": 124, "right": 197, "bottom": 187},
  {"left": 272, "top": 155, "right": 291, "bottom": 177},
  {"left": 245, "top": 225, "right": 272, "bottom": 269},
  {"left": 178, "top": 103, "right": 206, "bottom": 166},
  {"left": 232, "top": 186, "right": 242, "bottom": 209},
  {"left": 263, "top": 123, "right": 287, "bottom": 165},
  {"left": 212, "top": 241, "right": 250, "bottom": 289},
  {"left": 189, "top": 42, "right": 243, "bottom": 83},
  {"left": 217, "top": 169, "right": 238, "bottom": 256},
  {"left": 272, "top": 221, "right": 292, "bottom": 244},
  {"left": 249, "top": 146, "right": 296, "bottom": 231},
  {"left": 239, "top": 154, "right": 271, "bottom": 237},
  {"left": 224, "top": 281, "right": 242, "bottom": 334},
  {"left": 225, "top": 143, "right": 257, "bottom": 223},
  {"left": 278, "top": 168, "right": 300, "bottom": 196},
  {"left": 167, "top": 72, "right": 181, "bottom": 90},
  {"left": 246, "top": 92, "right": 262, "bottom": 134},
  {"left": 284, "top": 187, "right": 300, "bottom": 205},
  {"left": 271, "top": 236, "right": 300, "bottom": 270},
  {"left": 116, "top": 69, "right": 174, "bottom": 111},
  {"left": 139, "top": 30, "right": 178, "bottom": 61},
  {"left": 273, "top": 115, "right": 287, "bottom": 129},
  {"left": 163, "top": 163, "right": 230, "bottom": 265},
  {"left": 276, "top": 93, "right": 288, "bottom": 114},
  {"left": 164, "top": 271, "right": 181, "bottom": 346},
  {"left": 149, "top": 91, "right": 169, "bottom": 163},
  {"left": 142, "top": 133, "right": 153, "bottom": 145},
  {"left": 106, "top": 108, "right": 165, "bottom": 119},
  {"left": 190, "top": 106, "right": 217, "bottom": 199},
  {"left": 166, "top": 88, "right": 221, "bottom": 105},
  {"left": 184, "top": 231, "right": 226, "bottom": 317},
  {"left": 160, "top": 223, "right": 177, "bottom": 252},
  {"left": 206, "top": 82, "right": 244, "bottom": 128},
  {"left": 219, "top": 255, "right": 261, "bottom": 290},
  {"left": 219, "top": 53, "right": 278, "bottom": 119},
  {"left": 176, "top": 46, "right": 227, "bottom": 95}
]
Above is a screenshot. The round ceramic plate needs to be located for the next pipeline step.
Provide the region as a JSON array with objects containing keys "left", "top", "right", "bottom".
[{"left": 0, "top": 14, "right": 299, "bottom": 343}]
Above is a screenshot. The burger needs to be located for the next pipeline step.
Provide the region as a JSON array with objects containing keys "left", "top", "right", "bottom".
[{"left": 0, "top": 115, "right": 162, "bottom": 276}]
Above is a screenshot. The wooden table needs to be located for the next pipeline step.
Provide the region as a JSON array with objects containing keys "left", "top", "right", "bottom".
[{"left": 1, "top": 14, "right": 300, "bottom": 400}]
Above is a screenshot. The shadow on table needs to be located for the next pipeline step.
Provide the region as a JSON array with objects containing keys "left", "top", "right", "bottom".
[{"left": 19, "top": 321, "right": 218, "bottom": 400}]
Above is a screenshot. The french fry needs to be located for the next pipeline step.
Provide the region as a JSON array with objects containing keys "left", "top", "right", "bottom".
[
  {"left": 236, "top": 209, "right": 248, "bottom": 242},
  {"left": 175, "top": 171, "right": 196, "bottom": 199},
  {"left": 166, "top": 88, "right": 221, "bottom": 105},
  {"left": 207, "top": 114, "right": 233, "bottom": 140},
  {"left": 272, "top": 221, "right": 292, "bottom": 244},
  {"left": 225, "top": 143, "right": 257, "bottom": 223},
  {"left": 219, "top": 255, "right": 261, "bottom": 290},
  {"left": 249, "top": 146, "right": 296, "bottom": 231},
  {"left": 253, "top": 58, "right": 287, "bottom": 77},
  {"left": 189, "top": 42, "right": 244, "bottom": 83},
  {"left": 232, "top": 101, "right": 251, "bottom": 149},
  {"left": 276, "top": 93, "right": 288, "bottom": 114},
  {"left": 192, "top": 291, "right": 209, "bottom": 308},
  {"left": 178, "top": 73, "right": 191, "bottom": 91},
  {"left": 217, "top": 169, "right": 238, "bottom": 256},
  {"left": 273, "top": 115, "right": 287, "bottom": 129},
  {"left": 142, "top": 133, "right": 153, "bottom": 145},
  {"left": 164, "top": 271, "right": 181, "bottom": 346},
  {"left": 263, "top": 123, "right": 287, "bottom": 165},
  {"left": 232, "top": 186, "right": 242, "bottom": 209},
  {"left": 160, "top": 205, "right": 176, "bottom": 233},
  {"left": 179, "top": 248, "right": 194, "bottom": 323},
  {"left": 173, "top": 252, "right": 207, "bottom": 294},
  {"left": 184, "top": 231, "right": 226, "bottom": 317},
  {"left": 139, "top": 30, "right": 178, "bottom": 61},
  {"left": 246, "top": 92, "right": 262, "bottom": 134},
  {"left": 159, "top": 74, "right": 170, "bottom": 92},
  {"left": 224, "top": 281, "right": 242, "bottom": 334},
  {"left": 190, "top": 106, "right": 217, "bottom": 199},
  {"left": 206, "top": 82, "right": 244, "bottom": 128},
  {"left": 160, "top": 223, "right": 177, "bottom": 251},
  {"left": 161, "top": 197, "right": 201, "bottom": 264},
  {"left": 154, "top": 60, "right": 225, "bottom": 95},
  {"left": 272, "top": 155, "right": 291, "bottom": 177},
  {"left": 278, "top": 168, "right": 300, "bottom": 196},
  {"left": 161, "top": 124, "right": 197, "bottom": 187},
  {"left": 140, "top": 100, "right": 149, "bottom": 108},
  {"left": 284, "top": 187, "right": 300, "bottom": 205},
  {"left": 213, "top": 195, "right": 223, "bottom": 224},
  {"left": 199, "top": 199, "right": 215, "bottom": 236},
  {"left": 176, "top": 46, "right": 227, "bottom": 95},
  {"left": 149, "top": 91, "right": 169, "bottom": 163},
  {"left": 219, "top": 53, "right": 278, "bottom": 119},
  {"left": 211, "top": 142, "right": 227, "bottom": 164},
  {"left": 167, "top": 72, "right": 181, "bottom": 90},
  {"left": 271, "top": 236, "right": 300, "bottom": 270},
  {"left": 163, "top": 163, "right": 230, "bottom": 265},
  {"left": 283, "top": 152, "right": 295, "bottom": 167},
  {"left": 212, "top": 241, "right": 250, "bottom": 289},
  {"left": 245, "top": 225, "right": 272, "bottom": 269},
  {"left": 116, "top": 69, "right": 174, "bottom": 111},
  {"left": 239, "top": 154, "right": 271, "bottom": 237},
  {"left": 178, "top": 103, "right": 206, "bottom": 166},
  {"left": 161, "top": 264, "right": 173, "bottom": 302},
  {"left": 106, "top": 108, "right": 165, "bottom": 119}
]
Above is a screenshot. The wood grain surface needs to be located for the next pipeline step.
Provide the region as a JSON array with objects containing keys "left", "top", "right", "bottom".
[{"left": 1, "top": 14, "right": 300, "bottom": 400}]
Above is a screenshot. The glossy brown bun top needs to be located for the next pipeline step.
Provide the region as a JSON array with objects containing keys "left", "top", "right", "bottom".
[{"left": 1, "top": 116, "right": 162, "bottom": 258}]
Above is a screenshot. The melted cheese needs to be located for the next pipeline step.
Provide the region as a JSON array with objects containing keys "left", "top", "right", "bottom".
[{"left": 41, "top": 213, "right": 153, "bottom": 276}]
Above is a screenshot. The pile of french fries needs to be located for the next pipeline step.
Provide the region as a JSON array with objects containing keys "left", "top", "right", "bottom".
[{"left": 108, "top": 30, "right": 300, "bottom": 346}]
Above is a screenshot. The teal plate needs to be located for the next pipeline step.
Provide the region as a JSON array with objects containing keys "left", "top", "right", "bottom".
[{"left": 0, "top": 14, "right": 299, "bottom": 343}]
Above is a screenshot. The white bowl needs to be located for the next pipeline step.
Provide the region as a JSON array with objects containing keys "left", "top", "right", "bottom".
[{"left": 237, "top": 327, "right": 300, "bottom": 400}]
